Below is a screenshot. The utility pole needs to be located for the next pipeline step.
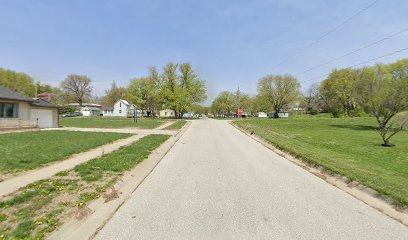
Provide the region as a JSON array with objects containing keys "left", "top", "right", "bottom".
[{"left": 237, "top": 85, "right": 240, "bottom": 119}]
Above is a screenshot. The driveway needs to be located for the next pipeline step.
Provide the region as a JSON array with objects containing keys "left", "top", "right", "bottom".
[{"left": 96, "top": 119, "right": 408, "bottom": 240}]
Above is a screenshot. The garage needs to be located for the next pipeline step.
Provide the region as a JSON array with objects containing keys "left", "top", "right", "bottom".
[{"left": 31, "top": 109, "right": 54, "bottom": 128}]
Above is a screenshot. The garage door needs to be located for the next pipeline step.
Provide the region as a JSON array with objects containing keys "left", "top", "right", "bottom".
[{"left": 31, "top": 109, "right": 53, "bottom": 128}]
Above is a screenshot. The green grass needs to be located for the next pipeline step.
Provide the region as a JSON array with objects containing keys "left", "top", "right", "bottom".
[
  {"left": 0, "top": 131, "right": 131, "bottom": 173},
  {"left": 234, "top": 116, "right": 408, "bottom": 206},
  {"left": 75, "top": 134, "right": 170, "bottom": 181},
  {"left": 163, "top": 120, "right": 187, "bottom": 130},
  {"left": 0, "top": 134, "right": 169, "bottom": 239},
  {"left": 60, "top": 116, "right": 167, "bottom": 129}
]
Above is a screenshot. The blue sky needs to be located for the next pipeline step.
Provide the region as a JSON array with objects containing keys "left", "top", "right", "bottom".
[{"left": 1, "top": 0, "right": 407, "bottom": 105}]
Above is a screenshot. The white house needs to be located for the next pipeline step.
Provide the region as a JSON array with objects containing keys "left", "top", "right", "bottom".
[
  {"left": 101, "top": 106, "right": 114, "bottom": 116},
  {"left": 159, "top": 109, "right": 175, "bottom": 118},
  {"left": 113, "top": 99, "right": 135, "bottom": 117},
  {"left": 256, "top": 112, "right": 267, "bottom": 118},
  {"left": 68, "top": 103, "right": 102, "bottom": 116},
  {"left": 268, "top": 111, "right": 289, "bottom": 118}
]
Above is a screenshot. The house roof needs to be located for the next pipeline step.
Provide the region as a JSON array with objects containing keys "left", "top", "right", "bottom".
[
  {"left": 115, "top": 99, "right": 136, "bottom": 106},
  {"left": 0, "top": 87, "right": 34, "bottom": 102},
  {"left": 101, "top": 106, "right": 114, "bottom": 111},
  {"left": 31, "top": 98, "right": 62, "bottom": 108},
  {"left": 0, "top": 87, "right": 61, "bottom": 108},
  {"left": 117, "top": 99, "right": 131, "bottom": 106}
]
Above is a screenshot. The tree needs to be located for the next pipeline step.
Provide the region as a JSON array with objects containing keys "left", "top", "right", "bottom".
[
  {"left": 0, "top": 68, "right": 36, "bottom": 97},
  {"left": 161, "top": 63, "right": 180, "bottom": 117},
  {"left": 178, "top": 63, "right": 207, "bottom": 116},
  {"left": 145, "top": 66, "right": 163, "bottom": 117},
  {"left": 103, "top": 81, "right": 127, "bottom": 107},
  {"left": 303, "top": 83, "right": 323, "bottom": 115},
  {"left": 211, "top": 91, "right": 236, "bottom": 116},
  {"left": 252, "top": 94, "right": 272, "bottom": 113},
  {"left": 238, "top": 92, "right": 253, "bottom": 115},
  {"left": 356, "top": 62, "right": 408, "bottom": 146},
  {"left": 160, "top": 62, "right": 207, "bottom": 118},
  {"left": 61, "top": 75, "right": 93, "bottom": 106},
  {"left": 127, "top": 77, "right": 152, "bottom": 114},
  {"left": 257, "top": 74, "right": 301, "bottom": 118},
  {"left": 320, "top": 68, "right": 359, "bottom": 117}
]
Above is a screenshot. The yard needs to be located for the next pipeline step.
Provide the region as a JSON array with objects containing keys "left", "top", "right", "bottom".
[
  {"left": 163, "top": 120, "right": 187, "bottom": 130},
  {"left": 60, "top": 116, "right": 168, "bottom": 129},
  {"left": 0, "top": 134, "right": 169, "bottom": 239},
  {"left": 234, "top": 116, "right": 408, "bottom": 207},
  {"left": 0, "top": 131, "right": 131, "bottom": 174}
]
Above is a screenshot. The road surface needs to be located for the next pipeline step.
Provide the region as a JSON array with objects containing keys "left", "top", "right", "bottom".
[{"left": 96, "top": 119, "right": 408, "bottom": 240}]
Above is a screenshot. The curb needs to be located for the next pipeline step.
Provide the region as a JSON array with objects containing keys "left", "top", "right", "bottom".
[
  {"left": 229, "top": 121, "right": 408, "bottom": 227},
  {"left": 49, "top": 121, "right": 191, "bottom": 240}
]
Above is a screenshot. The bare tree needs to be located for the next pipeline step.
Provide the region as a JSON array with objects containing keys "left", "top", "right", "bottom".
[
  {"left": 257, "top": 74, "right": 301, "bottom": 118},
  {"left": 61, "top": 75, "right": 93, "bottom": 106},
  {"left": 303, "top": 83, "right": 323, "bottom": 115}
]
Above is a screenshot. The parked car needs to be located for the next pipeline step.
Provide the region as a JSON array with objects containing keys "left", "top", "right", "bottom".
[
  {"left": 61, "top": 112, "right": 83, "bottom": 118},
  {"left": 182, "top": 112, "right": 194, "bottom": 119}
]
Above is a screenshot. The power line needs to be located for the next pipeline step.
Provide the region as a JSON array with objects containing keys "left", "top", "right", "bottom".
[
  {"left": 305, "top": 0, "right": 380, "bottom": 48},
  {"left": 301, "top": 46, "right": 408, "bottom": 83},
  {"left": 300, "top": 28, "right": 408, "bottom": 74},
  {"left": 273, "top": 0, "right": 380, "bottom": 69}
]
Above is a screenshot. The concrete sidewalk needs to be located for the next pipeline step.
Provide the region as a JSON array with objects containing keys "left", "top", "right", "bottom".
[
  {"left": 45, "top": 127, "right": 177, "bottom": 135},
  {"left": 0, "top": 135, "right": 143, "bottom": 197}
]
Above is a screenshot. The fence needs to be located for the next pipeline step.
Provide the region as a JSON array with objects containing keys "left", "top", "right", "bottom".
[{"left": 0, "top": 119, "right": 38, "bottom": 129}]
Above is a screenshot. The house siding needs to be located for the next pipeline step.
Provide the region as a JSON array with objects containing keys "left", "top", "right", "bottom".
[
  {"left": 0, "top": 100, "right": 31, "bottom": 120},
  {"left": 113, "top": 100, "right": 134, "bottom": 117}
]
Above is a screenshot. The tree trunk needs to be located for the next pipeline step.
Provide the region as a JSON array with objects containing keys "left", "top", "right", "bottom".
[
  {"left": 381, "top": 138, "right": 394, "bottom": 147},
  {"left": 274, "top": 108, "right": 280, "bottom": 118}
]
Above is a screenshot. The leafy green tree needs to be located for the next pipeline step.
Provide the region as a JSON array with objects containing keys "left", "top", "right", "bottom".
[
  {"left": 211, "top": 91, "right": 236, "bottom": 116},
  {"left": 252, "top": 95, "right": 272, "bottom": 113},
  {"left": 257, "top": 74, "right": 301, "bottom": 118},
  {"left": 320, "top": 68, "right": 359, "bottom": 117},
  {"left": 237, "top": 92, "right": 253, "bottom": 115},
  {"left": 159, "top": 62, "right": 207, "bottom": 118},
  {"left": 356, "top": 62, "right": 408, "bottom": 146},
  {"left": 0, "top": 68, "right": 36, "bottom": 97},
  {"left": 61, "top": 74, "right": 93, "bottom": 106},
  {"left": 127, "top": 77, "right": 152, "bottom": 113},
  {"left": 178, "top": 63, "right": 207, "bottom": 116},
  {"left": 161, "top": 63, "right": 180, "bottom": 117}
]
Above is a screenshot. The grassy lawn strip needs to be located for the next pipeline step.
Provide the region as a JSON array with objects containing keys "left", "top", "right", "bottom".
[
  {"left": 0, "top": 134, "right": 169, "bottom": 239},
  {"left": 60, "top": 116, "right": 166, "bottom": 129},
  {"left": 234, "top": 117, "right": 408, "bottom": 207},
  {"left": 163, "top": 120, "right": 187, "bottom": 130},
  {"left": 0, "top": 131, "right": 131, "bottom": 173}
]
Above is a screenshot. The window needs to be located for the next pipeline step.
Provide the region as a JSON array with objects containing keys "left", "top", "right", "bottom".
[
  {"left": 120, "top": 102, "right": 121, "bottom": 107},
  {"left": 119, "top": 110, "right": 122, "bottom": 113},
  {"left": 0, "top": 103, "right": 19, "bottom": 118}
]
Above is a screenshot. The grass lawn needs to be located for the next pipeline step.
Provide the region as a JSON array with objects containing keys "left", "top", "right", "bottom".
[
  {"left": 0, "top": 131, "right": 131, "bottom": 173},
  {"left": 234, "top": 116, "right": 408, "bottom": 207},
  {"left": 0, "top": 134, "right": 169, "bottom": 239},
  {"left": 60, "top": 116, "right": 167, "bottom": 129},
  {"left": 163, "top": 120, "right": 187, "bottom": 130}
]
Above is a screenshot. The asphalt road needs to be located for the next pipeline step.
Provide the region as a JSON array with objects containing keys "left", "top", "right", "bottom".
[{"left": 96, "top": 119, "right": 408, "bottom": 240}]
